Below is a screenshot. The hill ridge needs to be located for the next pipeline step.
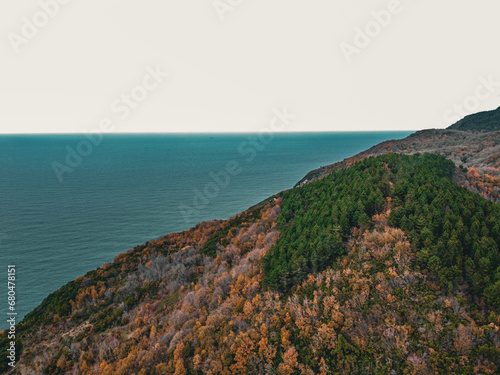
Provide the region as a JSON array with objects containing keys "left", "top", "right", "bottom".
[{"left": 448, "top": 106, "right": 500, "bottom": 132}]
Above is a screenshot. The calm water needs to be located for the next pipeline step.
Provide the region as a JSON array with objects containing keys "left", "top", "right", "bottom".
[{"left": 0, "top": 132, "right": 411, "bottom": 329}]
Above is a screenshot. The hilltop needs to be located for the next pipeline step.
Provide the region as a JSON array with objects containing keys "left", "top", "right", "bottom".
[{"left": 448, "top": 106, "right": 500, "bottom": 132}]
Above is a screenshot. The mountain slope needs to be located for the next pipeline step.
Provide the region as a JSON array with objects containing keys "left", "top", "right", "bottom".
[{"left": 3, "top": 153, "right": 500, "bottom": 375}]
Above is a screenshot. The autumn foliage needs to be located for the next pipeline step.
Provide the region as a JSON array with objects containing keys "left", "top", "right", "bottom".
[{"left": 2, "top": 154, "right": 500, "bottom": 375}]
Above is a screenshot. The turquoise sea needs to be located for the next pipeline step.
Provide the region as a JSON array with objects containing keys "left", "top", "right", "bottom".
[{"left": 0, "top": 132, "right": 412, "bottom": 329}]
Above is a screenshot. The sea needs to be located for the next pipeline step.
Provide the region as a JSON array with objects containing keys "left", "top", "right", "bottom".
[{"left": 0, "top": 132, "right": 412, "bottom": 329}]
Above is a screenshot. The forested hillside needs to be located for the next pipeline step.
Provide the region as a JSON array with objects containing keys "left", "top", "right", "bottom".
[
  {"left": 2, "top": 153, "right": 500, "bottom": 375},
  {"left": 448, "top": 106, "right": 500, "bottom": 132},
  {"left": 268, "top": 154, "right": 500, "bottom": 307}
]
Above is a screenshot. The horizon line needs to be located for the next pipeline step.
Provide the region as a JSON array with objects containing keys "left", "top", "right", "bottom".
[{"left": 0, "top": 130, "right": 421, "bottom": 136}]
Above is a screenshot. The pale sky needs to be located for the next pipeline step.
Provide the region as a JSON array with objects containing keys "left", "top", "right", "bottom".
[{"left": 1, "top": 0, "right": 500, "bottom": 134}]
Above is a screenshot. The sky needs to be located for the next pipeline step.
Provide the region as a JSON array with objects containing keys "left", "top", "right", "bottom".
[{"left": 1, "top": 0, "right": 500, "bottom": 134}]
